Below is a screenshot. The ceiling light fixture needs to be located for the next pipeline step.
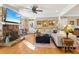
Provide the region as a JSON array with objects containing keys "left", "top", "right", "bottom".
[{"left": 56, "top": 10, "right": 59, "bottom": 12}]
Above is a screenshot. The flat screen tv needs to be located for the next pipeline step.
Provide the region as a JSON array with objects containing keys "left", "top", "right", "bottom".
[{"left": 5, "top": 8, "right": 21, "bottom": 23}]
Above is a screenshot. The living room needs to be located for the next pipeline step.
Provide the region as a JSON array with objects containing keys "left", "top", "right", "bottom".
[{"left": 0, "top": 4, "right": 79, "bottom": 54}]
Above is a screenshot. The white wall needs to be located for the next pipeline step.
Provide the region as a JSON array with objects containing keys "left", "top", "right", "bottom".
[
  {"left": 27, "top": 17, "right": 58, "bottom": 33},
  {"left": 59, "top": 17, "right": 68, "bottom": 30}
]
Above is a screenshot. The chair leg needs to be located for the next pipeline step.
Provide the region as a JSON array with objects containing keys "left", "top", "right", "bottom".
[
  {"left": 65, "top": 47, "right": 68, "bottom": 52},
  {"left": 65, "top": 47, "right": 66, "bottom": 52},
  {"left": 68, "top": 46, "right": 74, "bottom": 52}
]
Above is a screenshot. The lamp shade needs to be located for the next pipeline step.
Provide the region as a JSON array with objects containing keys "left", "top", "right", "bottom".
[{"left": 64, "top": 24, "right": 74, "bottom": 33}]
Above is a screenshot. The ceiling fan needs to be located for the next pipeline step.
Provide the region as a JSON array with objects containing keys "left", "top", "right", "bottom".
[{"left": 24, "top": 5, "right": 43, "bottom": 14}]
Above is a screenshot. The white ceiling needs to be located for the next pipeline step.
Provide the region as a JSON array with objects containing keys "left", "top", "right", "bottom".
[
  {"left": 64, "top": 5, "right": 79, "bottom": 16},
  {"left": 4, "top": 4, "right": 79, "bottom": 18}
]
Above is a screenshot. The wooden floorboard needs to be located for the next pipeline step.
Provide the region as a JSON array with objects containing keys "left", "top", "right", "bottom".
[{"left": 0, "top": 33, "right": 79, "bottom": 54}]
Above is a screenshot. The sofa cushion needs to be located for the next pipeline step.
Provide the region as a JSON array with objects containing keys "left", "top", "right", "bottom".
[{"left": 36, "top": 34, "right": 50, "bottom": 43}]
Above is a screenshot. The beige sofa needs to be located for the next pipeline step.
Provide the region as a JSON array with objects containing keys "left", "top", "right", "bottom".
[{"left": 51, "top": 31, "right": 77, "bottom": 47}]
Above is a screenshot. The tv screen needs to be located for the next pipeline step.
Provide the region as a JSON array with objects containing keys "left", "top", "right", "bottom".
[{"left": 5, "top": 8, "right": 21, "bottom": 23}]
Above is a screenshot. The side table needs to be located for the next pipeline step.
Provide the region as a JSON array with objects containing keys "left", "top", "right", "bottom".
[{"left": 61, "top": 38, "right": 74, "bottom": 52}]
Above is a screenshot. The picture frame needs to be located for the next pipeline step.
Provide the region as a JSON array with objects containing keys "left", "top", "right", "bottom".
[
  {"left": 42, "top": 20, "right": 48, "bottom": 27},
  {"left": 49, "top": 20, "right": 54, "bottom": 26},
  {"left": 70, "top": 21, "right": 74, "bottom": 25},
  {"left": 77, "top": 19, "right": 79, "bottom": 25}
]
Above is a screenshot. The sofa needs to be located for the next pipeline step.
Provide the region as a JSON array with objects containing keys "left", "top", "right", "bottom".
[
  {"left": 36, "top": 34, "right": 50, "bottom": 43},
  {"left": 51, "top": 31, "right": 77, "bottom": 47}
]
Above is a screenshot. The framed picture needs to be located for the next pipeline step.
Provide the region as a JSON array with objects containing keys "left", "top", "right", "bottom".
[
  {"left": 37, "top": 21, "right": 42, "bottom": 28},
  {"left": 49, "top": 20, "right": 54, "bottom": 25},
  {"left": 42, "top": 21, "right": 48, "bottom": 27},
  {"left": 77, "top": 19, "right": 79, "bottom": 25},
  {"left": 37, "top": 21, "right": 42, "bottom": 25},
  {"left": 70, "top": 21, "right": 74, "bottom": 25}
]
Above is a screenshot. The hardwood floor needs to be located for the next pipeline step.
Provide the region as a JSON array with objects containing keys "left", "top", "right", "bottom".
[{"left": 0, "top": 33, "right": 79, "bottom": 54}]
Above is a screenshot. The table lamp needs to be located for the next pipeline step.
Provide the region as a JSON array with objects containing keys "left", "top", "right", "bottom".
[{"left": 64, "top": 24, "right": 74, "bottom": 38}]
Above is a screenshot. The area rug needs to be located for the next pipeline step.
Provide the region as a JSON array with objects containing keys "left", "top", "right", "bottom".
[
  {"left": 34, "top": 40, "right": 56, "bottom": 48},
  {"left": 23, "top": 41, "right": 36, "bottom": 50}
]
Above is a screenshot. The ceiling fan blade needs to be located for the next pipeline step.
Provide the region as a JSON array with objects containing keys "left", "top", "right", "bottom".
[
  {"left": 32, "top": 11, "right": 37, "bottom": 14},
  {"left": 25, "top": 8, "right": 32, "bottom": 10},
  {"left": 36, "top": 10, "right": 43, "bottom": 12}
]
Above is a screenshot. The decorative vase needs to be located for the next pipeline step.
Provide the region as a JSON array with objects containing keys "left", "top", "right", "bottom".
[{"left": 5, "top": 36, "right": 10, "bottom": 44}]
